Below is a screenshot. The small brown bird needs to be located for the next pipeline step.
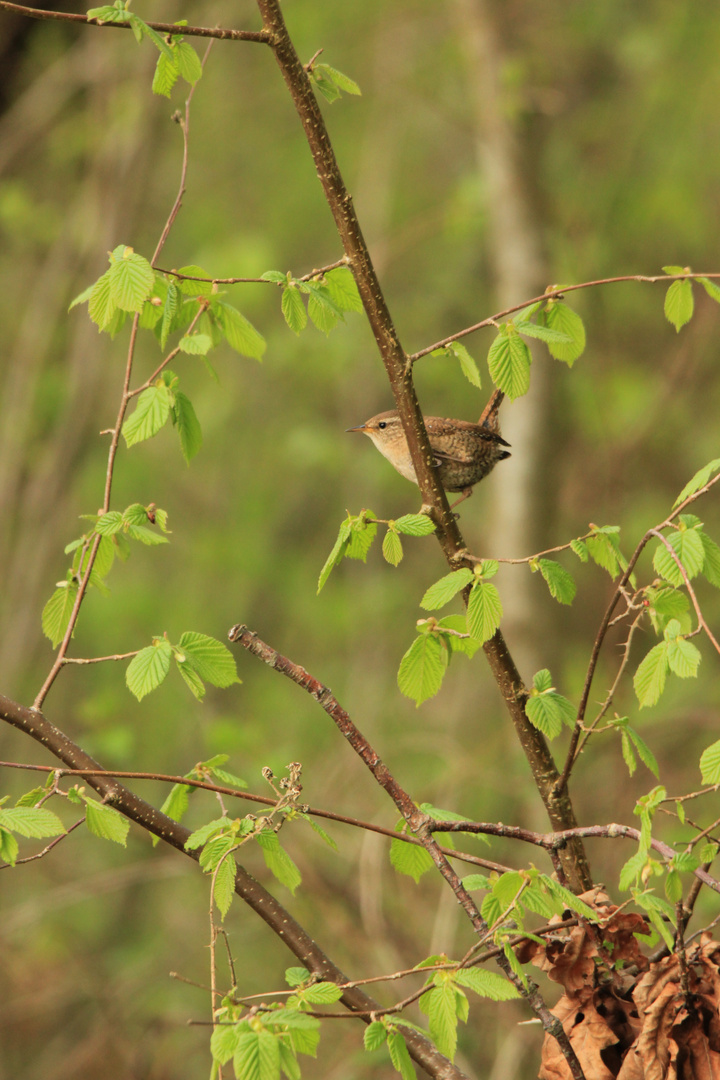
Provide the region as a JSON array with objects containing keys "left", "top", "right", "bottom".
[{"left": 347, "top": 409, "right": 510, "bottom": 506}]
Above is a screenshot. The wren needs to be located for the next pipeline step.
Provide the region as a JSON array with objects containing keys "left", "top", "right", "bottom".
[{"left": 347, "top": 410, "right": 510, "bottom": 505}]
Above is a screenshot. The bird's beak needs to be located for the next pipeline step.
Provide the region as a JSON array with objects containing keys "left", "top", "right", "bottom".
[{"left": 345, "top": 424, "right": 367, "bottom": 433}]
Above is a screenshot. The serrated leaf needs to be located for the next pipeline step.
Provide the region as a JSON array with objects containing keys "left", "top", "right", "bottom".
[
  {"left": 394, "top": 513, "right": 436, "bottom": 537},
  {"left": 42, "top": 582, "right": 78, "bottom": 646},
  {"left": 84, "top": 799, "right": 129, "bottom": 846},
  {"left": 159, "top": 783, "right": 191, "bottom": 824},
  {"left": 177, "top": 632, "right": 240, "bottom": 689},
  {"left": 700, "top": 532, "right": 720, "bottom": 588},
  {"left": 0, "top": 829, "right": 20, "bottom": 865},
  {"left": 515, "top": 321, "right": 572, "bottom": 346},
  {"left": 619, "top": 850, "right": 649, "bottom": 891},
  {"left": 88, "top": 267, "right": 118, "bottom": 331},
  {"left": 420, "top": 568, "right": 473, "bottom": 610},
  {"left": 387, "top": 1030, "right": 416, "bottom": 1080},
  {"left": 570, "top": 538, "right": 589, "bottom": 561},
  {"left": 178, "top": 332, "right": 212, "bottom": 355},
  {"left": 487, "top": 327, "right": 531, "bottom": 400},
  {"left": 255, "top": 830, "right": 302, "bottom": 895},
  {"left": 14, "top": 788, "right": 46, "bottom": 808},
  {"left": 317, "top": 519, "right": 352, "bottom": 593},
  {"left": 698, "top": 276, "right": 720, "bottom": 304},
  {"left": 466, "top": 580, "right": 502, "bottom": 642},
  {"left": 526, "top": 694, "right": 564, "bottom": 739},
  {"left": 454, "top": 968, "right": 520, "bottom": 1001},
  {"left": 285, "top": 967, "right": 310, "bottom": 988},
  {"left": 700, "top": 739, "right": 720, "bottom": 784},
  {"left": 0, "top": 806, "right": 65, "bottom": 839},
  {"left": 323, "top": 266, "right": 362, "bottom": 312},
  {"left": 664, "top": 278, "right": 694, "bottom": 331},
  {"left": 543, "top": 301, "right": 586, "bottom": 364},
  {"left": 126, "top": 640, "right": 172, "bottom": 701},
  {"left": 306, "top": 282, "right": 342, "bottom": 334},
  {"left": 673, "top": 458, "right": 720, "bottom": 507},
  {"left": 666, "top": 632, "right": 701, "bottom": 678},
  {"left": 213, "top": 854, "right": 236, "bottom": 920},
  {"left": 461, "top": 873, "right": 491, "bottom": 891},
  {"left": 152, "top": 50, "right": 178, "bottom": 96},
  {"left": 587, "top": 532, "right": 620, "bottom": 578},
  {"left": 382, "top": 528, "right": 404, "bottom": 566},
  {"left": 69, "top": 280, "right": 95, "bottom": 311},
  {"left": 653, "top": 527, "right": 705, "bottom": 586},
  {"left": 449, "top": 341, "right": 482, "bottom": 388},
  {"left": 664, "top": 869, "right": 682, "bottom": 903},
  {"left": 390, "top": 836, "right": 434, "bottom": 883},
  {"left": 419, "top": 982, "right": 458, "bottom": 1061},
  {"left": 397, "top": 633, "right": 448, "bottom": 706},
  {"left": 176, "top": 660, "right": 206, "bottom": 700},
  {"left": 185, "top": 818, "right": 226, "bottom": 851},
  {"left": 535, "top": 558, "right": 576, "bottom": 605},
  {"left": 364, "top": 1020, "right": 388, "bottom": 1052},
  {"left": 541, "top": 877, "right": 597, "bottom": 920},
  {"left": 159, "top": 281, "right": 179, "bottom": 347},
  {"left": 346, "top": 516, "right": 377, "bottom": 561},
  {"left": 626, "top": 728, "right": 659, "bottom": 778},
  {"left": 315, "top": 63, "right": 361, "bottom": 96},
  {"left": 302, "top": 982, "right": 343, "bottom": 1004},
  {"left": 122, "top": 385, "right": 171, "bottom": 447},
  {"left": 281, "top": 286, "right": 307, "bottom": 333},
  {"left": 301, "top": 815, "right": 338, "bottom": 850},
  {"left": 634, "top": 642, "right": 668, "bottom": 708},
  {"left": 174, "top": 41, "right": 202, "bottom": 85},
  {"left": 437, "top": 615, "right": 482, "bottom": 657},
  {"left": 94, "top": 510, "right": 123, "bottom": 535},
  {"left": 172, "top": 390, "right": 202, "bottom": 463},
  {"left": 533, "top": 669, "right": 553, "bottom": 692},
  {"left": 109, "top": 248, "right": 154, "bottom": 312},
  {"left": 125, "top": 524, "right": 169, "bottom": 546}
]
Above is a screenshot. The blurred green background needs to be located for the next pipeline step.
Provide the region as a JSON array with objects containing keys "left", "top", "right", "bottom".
[{"left": 2, "top": 1, "right": 720, "bottom": 1077}]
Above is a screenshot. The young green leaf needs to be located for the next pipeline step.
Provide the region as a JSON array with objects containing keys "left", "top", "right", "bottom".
[
  {"left": 42, "top": 582, "right": 78, "bottom": 646},
  {"left": 178, "top": 332, "right": 212, "bottom": 355},
  {"left": 317, "top": 519, "right": 352, "bottom": 593},
  {"left": 386, "top": 1029, "right": 416, "bottom": 1080},
  {"left": 382, "top": 528, "right": 404, "bottom": 566},
  {"left": 634, "top": 642, "right": 668, "bottom": 708},
  {"left": 323, "top": 266, "right": 362, "bottom": 312},
  {"left": 281, "top": 285, "right": 308, "bottom": 333},
  {"left": 699, "top": 739, "right": 720, "bottom": 784},
  {"left": 418, "top": 981, "right": 459, "bottom": 1062},
  {"left": 390, "top": 836, "right": 434, "bottom": 883},
  {"left": 159, "top": 783, "right": 192, "bottom": 824},
  {"left": 346, "top": 515, "right": 377, "bottom": 561},
  {"left": 315, "top": 63, "right": 361, "bottom": 96},
  {"left": 665, "top": 621, "right": 701, "bottom": 679},
  {"left": 177, "top": 632, "right": 240, "bottom": 689},
  {"left": 126, "top": 639, "right": 173, "bottom": 701},
  {"left": 515, "top": 321, "right": 572, "bottom": 347},
  {"left": 394, "top": 513, "right": 436, "bottom": 537},
  {"left": 255, "top": 830, "right": 302, "bottom": 895},
  {"left": 397, "top": 633, "right": 449, "bottom": 706},
  {"left": 543, "top": 301, "right": 586, "bottom": 364},
  {"left": 534, "top": 558, "right": 576, "bottom": 605},
  {"left": 448, "top": 341, "right": 482, "bottom": 389},
  {"left": 673, "top": 457, "right": 720, "bottom": 507},
  {"left": 305, "top": 282, "right": 343, "bottom": 334},
  {"left": 174, "top": 41, "right": 203, "bottom": 85},
  {"left": 122, "top": 385, "right": 171, "bottom": 447},
  {"left": 487, "top": 326, "right": 531, "bottom": 400},
  {"left": 664, "top": 277, "right": 694, "bottom": 332},
  {"left": 214, "top": 301, "right": 266, "bottom": 359},
  {"left": 570, "top": 538, "right": 589, "bottom": 562},
  {"left": 172, "top": 391, "right": 202, "bottom": 463},
  {"left": 109, "top": 247, "right": 155, "bottom": 313},
  {"left": 420, "top": 568, "right": 473, "bottom": 610},
  {"left": 364, "top": 1020, "right": 388, "bottom": 1052},
  {"left": 88, "top": 267, "right": 116, "bottom": 330},
  {"left": 653, "top": 525, "right": 704, "bottom": 586},
  {"left": 454, "top": 968, "right": 520, "bottom": 1001},
  {"left": 466, "top": 580, "right": 502, "bottom": 642},
  {"left": 0, "top": 806, "right": 65, "bottom": 839},
  {"left": 213, "top": 854, "right": 236, "bottom": 920},
  {"left": 84, "top": 799, "right": 130, "bottom": 846}
]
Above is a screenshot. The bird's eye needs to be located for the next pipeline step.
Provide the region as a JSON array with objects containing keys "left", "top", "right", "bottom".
[{"left": 378, "top": 421, "right": 387, "bottom": 429}]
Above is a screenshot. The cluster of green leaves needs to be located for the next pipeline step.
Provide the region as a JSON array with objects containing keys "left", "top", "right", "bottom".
[
  {"left": 318, "top": 510, "right": 436, "bottom": 592},
  {"left": 86, "top": 4, "right": 202, "bottom": 97},
  {"left": 662, "top": 267, "right": 720, "bottom": 332},
  {"left": 484, "top": 297, "right": 586, "bottom": 401},
  {"left": 261, "top": 266, "right": 362, "bottom": 335},
  {"left": 307, "top": 61, "right": 361, "bottom": 104},
  {"left": 126, "top": 632, "right": 240, "bottom": 702},
  {"left": 618, "top": 785, "right": 718, "bottom": 948},
  {"left": 633, "top": 511, "right": 720, "bottom": 707},
  {"left": 211, "top": 968, "right": 344, "bottom": 1080},
  {"left": 158, "top": 754, "right": 248, "bottom": 829},
  {"left": 429, "top": 340, "right": 483, "bottom": 389},
  {"left": 42, "top": 502, "right": 170, "bottom": 647},
  {"left": 608, "top": 716, "right": 659, "bottom": 779}
]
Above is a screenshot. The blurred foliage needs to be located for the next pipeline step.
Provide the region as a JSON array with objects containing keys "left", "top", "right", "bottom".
[{"left": 1, "top": 1, "right": 720, "bottom": 1077}]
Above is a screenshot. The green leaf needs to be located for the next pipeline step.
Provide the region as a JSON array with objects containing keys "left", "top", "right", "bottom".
[
  {"left": 461, "top": 873, "right": 491, "bottom": 891},
  {"left": 317, "top": 519, "right": 352, "bottom": 593},
  {"left": 570, "top": 538, "right": 589, "bottom": 562},
  {"left": 454, "top": 968, "right": 520, "bottom": 1001},
  {"left": 698, "top": 276, "right": 720, "bottom": 304},
  {"left": 177, "top": 632, "right": 240, "bottom": 689},
  {"left": 448, "top": 341, "right": 482, "bottom": 388},
  {"left": 315, "top": 63, "right": 361, "bottom": 96},
  {"left": 0, "top": 829, "right": 20, "bottom": 866},
  {"left": 305, "top": 282, "right": 343, "bottom": 334},
  {"left": 281, "top": 286, "right": 307, "bottom": 333},
  {"left": 158, "top": 282, "right": 180, "bottom": 348},
  {"left": 346, "top": 516, "right": 377, "bottom": 561},
  {"left": 94, "top": 510, "right": 123, "bottom": 535},
  {"left": 382, "top": 528, "right": 404, "bottom": 566},
  {"left": 302, "top": 982, "right": 343, "bottom": 1005},
  {"left": 634, "top": 642, "right": 668, "bottom": 708},
  {"left": 285, "top": 967, "right": 310, "bottom": 988},
  {"left": 122, "top": 385, "right": 171, "bottom": 447},
  {"left": 172, "top": 391, "right": 202, "bottom": 463},
  {"left": 178, "top": 332, "right": 212, "bottom": 355},
  {"left": 42, "top": 582, "right": 78, "bottom": 646},
  {"left": 216, "top": 301, "right": 267, "bottom": 359},
  {"left": 673, "top": 457, "right": 720, "bottom": 507},
  {"left": 394, "top": 513, "right": 436, "bottom": 537},
  {"left": 535, "top": 559, "right": 576, "bottom": 605},
  {"left": 177, "top": 265, "right": 214, "bottom": 297},
  {"left": 619, "top": 850, "right": 649, "bottom": 891},
  {"left": 526, "top": 691, "right": 575, "bottom": 739},
  {"left": 213, "top": 854, "right": 236, "bottom": 920},
  {"left": 587, "top": 530, "right": 621, "bottom": 578},
  {"left": 419, "top": 981, "right": 458, "bottom": 1061},
  {"left": 664, "top": 278, "right": 694, "bottom": 331},
  {"left": 174, "top": 41, "right": 202, "bottom": 85},
  {"left": 437, "top": 615, "right": 482, "bottom": 657},
  {"left": 664, "top": 869, "right": 682, "bottom": 904},
  {"left": 700, "top": 739, "right": 720, "bottom": 784},
  {"left": 255, "top": 830, "right": 302, "bottom": 895},
  {"left": 700, "top": 532, "right": 720, "bottom": 588},
  {"left": 390, "top": 836, "right": 434, "bottom": 883},
  {"left": 364, "top": 1021, "right": 388, "bottom": 1052},
  {"left": 125, "top": 524, "right": 169, "bottom": 546},
  {"left": 152, "top": 50, "right": 178, "bottom": 96},
  {"left": 533, "top": 669, "right": 553, "bottom": 692},
  {"left": 323, "top": 266, "right": 362, "bottom": 312},
  {"left": 653, "top": 526, "right": 705, "bottom": 586},
  {"left": 69, "top": 280, "right": 95, "bottom": 311},
  {"left": 177, "top": 660, "right": 206, "bottom": 700},
  {"left": 109, "top": 248, "right": 155, "bottom": 312},
  {"left": 126, "top": 640, "right": 173, "bottom": 701},
  {"left": 665, "top": 627, "right": 701, "bottom": 679},
  {"left": 0, "top": 806, "right": 65, "bottom": 839},
  {"left": 420, "top": 569, "right": 473, "bottom": 610},
  {"left": 84, "top": 799, "right": 130, "bottom": 846},
  {"left": 543, "top": 301, "right": 586, "bottom": 364},
  {"left": 88, "top": 267, "right": 116, "bottom": 330},
  {"left": 466, "top": 580, "right": 502, "bottom": 643},
  {"left": 487, "top": 327, "right": 531, "bottom": 400},
  {"left": 626, "top": 728, "right": 659, "bottom": 778},
  {"left": 540, "top": 877, "right": 597, "bottom": 920},
  {"left": 386, "top": 1029, "right": 416, "bottom": 1080},
  {"left": 158, "top": 783, "right": 191, "bottom": 824},
  {"left": 515, "top": 321, "right": 572, "bottom": 346},
  {"left": 397, "top": 633, "right": 449, "bottom": 706}
]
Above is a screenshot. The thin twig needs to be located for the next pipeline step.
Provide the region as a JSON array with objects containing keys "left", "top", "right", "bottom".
[{"left": 0, "top": 2, "right": 271, "bottom": 41}]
